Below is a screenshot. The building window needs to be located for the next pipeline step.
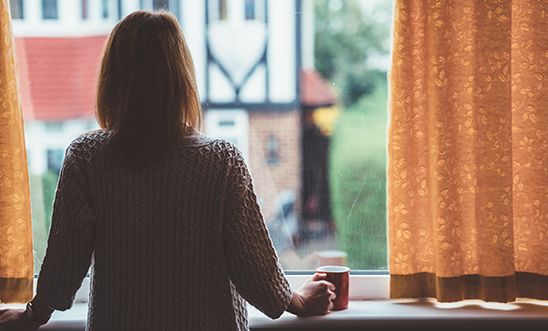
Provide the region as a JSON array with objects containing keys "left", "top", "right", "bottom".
[
  {"left": 81, "top": 0, "right": 88, "bottom": 19},
  {"left": 208, "top": 0, "right": 228, "bottom": 21},
  {"left": 47, "top": 149, "right": 64, "bottom": 173},
  {"left": 153, "top": 0, "right": 170, "bottom": 11},
  {"left": 245, "top": 0, "right": 256, "bottom": 20},
  {"left": 101, "top": 0, "right": 109, "bottom": 19},
  {"left": 218, "top": 0, "right": 228, "bottom": 20},
  {"left": 266, "top": 134, "right": 279, "bottom": 165},
  {"left": 42, "top": 0, "right": 58, "bottom": 19},
  {"left": 245, "top": 0, "right": 265, "bottom": 21},
  {"left": 9, "top": 0, "right": 24, "bottom": 19}
]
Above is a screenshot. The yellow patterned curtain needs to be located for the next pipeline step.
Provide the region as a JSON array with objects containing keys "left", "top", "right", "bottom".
[
  {"left": 389, "top": 0, "right": 547, "bottom": 302},
  {"left": 0, "top": 0, "right": 34, "bottom": 303}
]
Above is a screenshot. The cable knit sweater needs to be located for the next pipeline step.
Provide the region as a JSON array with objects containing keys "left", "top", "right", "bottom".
[{"left": 35, "top": 130, "right": 293, "bottom": 331}]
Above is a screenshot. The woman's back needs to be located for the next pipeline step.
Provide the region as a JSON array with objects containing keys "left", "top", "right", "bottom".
[{"left": 36, "top": 130, "right": 291, "bottom": 331}]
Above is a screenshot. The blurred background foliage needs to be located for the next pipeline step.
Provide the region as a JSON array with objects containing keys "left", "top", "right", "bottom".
[{"left": 315, "top": 0, "right": 392, "bottom": 269}]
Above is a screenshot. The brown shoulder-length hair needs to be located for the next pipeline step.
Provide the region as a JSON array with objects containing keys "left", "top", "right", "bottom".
[{"left": 96, "top": 11, "right": 201, "bottom": 166}]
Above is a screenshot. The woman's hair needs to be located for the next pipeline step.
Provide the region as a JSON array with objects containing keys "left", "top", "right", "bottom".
[{"left": 96, "top": 11, "right": 201, "bottom": 166}]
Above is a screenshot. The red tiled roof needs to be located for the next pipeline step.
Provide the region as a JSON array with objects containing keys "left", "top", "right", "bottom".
[
  {"left": 300, "top": 69, "right": 337, "bottom": 107},
  {"left": 14, "top": 37, "right": 335, "bottom": 120},
  {"left": 15, "top": 36, "right": 107, "bottom": 121}
]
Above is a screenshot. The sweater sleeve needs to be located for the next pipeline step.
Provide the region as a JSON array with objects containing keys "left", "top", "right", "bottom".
[
  {"left": 223, "top": 147, "right": 293, "bottom": 319},
  {"left": 35, "top": 141, "right": 95, "bottom": 311}
]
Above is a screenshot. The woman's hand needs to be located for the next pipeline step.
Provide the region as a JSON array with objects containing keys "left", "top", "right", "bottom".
[
  {"left": 0, "top": 309, "right": 41, "bottom": 331},
  {"left": 287, "top": 273, "right": 336, "bottom": 317}
]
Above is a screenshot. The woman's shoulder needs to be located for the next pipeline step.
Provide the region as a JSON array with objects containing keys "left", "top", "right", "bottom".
[
  {"left": 65, "top": 129, "right": 112, "bottom": 162},
  {"left": 183, "top": 132, "right": 245, "bottom": 166}
]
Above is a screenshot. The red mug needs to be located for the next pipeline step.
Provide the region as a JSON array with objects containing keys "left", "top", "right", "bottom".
[{"left": 316, "top": 265, "right": 350, "bottom": 310}]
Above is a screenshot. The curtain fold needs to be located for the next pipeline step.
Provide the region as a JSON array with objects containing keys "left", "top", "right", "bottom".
[
  {"left": 0, "top": 0, "right": 34, "bottom": 303},
  {"left": 389, "top": 0, "right": 547, "bottom": 302}
]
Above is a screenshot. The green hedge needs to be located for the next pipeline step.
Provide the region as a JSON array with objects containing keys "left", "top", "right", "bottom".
[
  {"left": 29, "top": 171, "right": 59, "bottom": 271},
  {"left": 329, "top": 86, "right": 388, "bottom": 270},
  {"left": 41, "top": 170, "right": 59, "bottom": 233}
]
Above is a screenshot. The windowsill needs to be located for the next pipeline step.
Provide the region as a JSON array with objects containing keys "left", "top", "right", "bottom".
[{"left": 3, "top": 299, "right": 546, "bottom": 330}]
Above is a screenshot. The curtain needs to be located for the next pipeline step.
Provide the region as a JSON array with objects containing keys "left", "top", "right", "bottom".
[
  {"left": 0, "top": 0, "right": 34, "bottom": 303},
  {"left": 389, "top": 0, "right": 547, "bottom": 302}
]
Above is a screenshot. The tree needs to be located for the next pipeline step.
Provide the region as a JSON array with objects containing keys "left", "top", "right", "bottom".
[{"left": 314, "top": 0, "right": 392, "bottom": 107}]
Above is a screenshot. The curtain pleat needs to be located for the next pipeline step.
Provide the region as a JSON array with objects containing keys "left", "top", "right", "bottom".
[
  {"left": 389, "top": 0, "right": 547, "bottom": 302},
  {"left": 0, "top": 0, "right": 34, "bottom": 303}
]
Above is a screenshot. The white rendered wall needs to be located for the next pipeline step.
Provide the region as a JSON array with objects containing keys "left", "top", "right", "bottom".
[
  {"left": 25, "top": 119, "right": 99, "bottom": 174},
  {"left": 12, "top": 0, "right": 117, "bottom": 37},
  {"left": 181, "top": 0, "right": 206, "bottom": 101},
  {"left": 204, "top": 0, "right": 297, "bottom": 104},
  {"left": 267, "top": 0, "right": 296, "bottom": 103}
]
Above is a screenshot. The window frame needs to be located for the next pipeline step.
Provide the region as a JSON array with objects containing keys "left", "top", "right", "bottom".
[{"left": 66, "top": 273, "right": 390, "bottom": 304}]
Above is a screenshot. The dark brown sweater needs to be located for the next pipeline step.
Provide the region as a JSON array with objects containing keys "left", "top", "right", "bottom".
[{"left": 36, "top": 130, "right": 292, "bottom": 330}]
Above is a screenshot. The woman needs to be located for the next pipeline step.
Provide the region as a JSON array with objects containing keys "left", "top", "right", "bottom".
[{"left": 0, "top": 11, "right": 335, "bottom": 331}]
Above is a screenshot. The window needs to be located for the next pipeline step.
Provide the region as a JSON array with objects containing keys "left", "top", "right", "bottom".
[
  {"left": 218, "top": 0, "right": 228, "bottom": 21},
  {"left": 139, "top": 0, "right": 178, "bottom": 16},
  {"left": 101, "top": 0, "right": 109, "bottom": 19},
  {"left": 244, "top": 0, "right": 265, "bottom": 21},
  {"left": 265, "top": 135, "right": 279, "bottom": 165},
  {"left": 9, "top": 0, "right": 24, "bottom": 19},
  {"left": 245, "top": 0, "right": 256, "bottom": 20},
  {"left": 153, "top": 0, "right": 170, "bottom": 11},
  {"left": 46, "top": 149, "right": 64, "bottom": 173},
  {"left": 12, "top": 0, "right": 394, "bottom": 277},
  {"left": 81, "top": 0, "right": 88, "bottom": 20},
  {"left": 42, "top": 0, "right": 58, "bottom": 19}
]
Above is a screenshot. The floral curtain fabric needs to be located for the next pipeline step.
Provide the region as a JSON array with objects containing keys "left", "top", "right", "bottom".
[
  {"left": 0, "top": 0, "right": 34, "bottom": 303},
  {"left": 389, "top": 0, "right": 547, "bottom": 302}
]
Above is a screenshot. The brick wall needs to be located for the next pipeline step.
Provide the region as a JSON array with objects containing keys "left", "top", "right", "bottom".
[{"left": 248, "top": 110, "right": 302, "bottom": 221}]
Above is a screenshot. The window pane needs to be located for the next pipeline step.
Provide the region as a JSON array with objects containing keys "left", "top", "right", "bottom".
[
  {"left": 46, "top": 149, "right": 64, "bottom": 173},
  {"left": 282, "top": 0, "right": 392, "bottom": 270},
  {"left": 42, "top": 0, "right": 58, "bottom": 19},
  {"left": 219, "top": 0, "right": 227, "bottom": 20},
  {"left": 81, "top": 0, "right": 88, "bottom": 19},
  {"left": 245, "top": 0, "right": 256, "bottom": 20},
  {"left": 13, "top": 0, "right": 393, "bottom": 273},
  {"left": 101, "top": 0, "right": 109, "bottom": 19},
  {"left": 9, "top": 0, "right": 24, "bottom": 19},
  {"left": 153, "top": 0, "right": 170, "bottom": 11}
]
